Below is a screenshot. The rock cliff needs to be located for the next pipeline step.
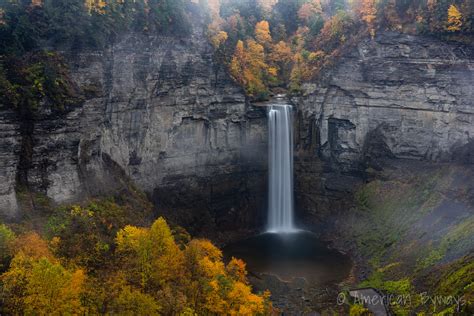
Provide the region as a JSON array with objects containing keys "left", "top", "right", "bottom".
[
  {"left": 293, "top": 32, "right": 474, "bottom": 224},
  {"left": 0, "top": 13, "right": 268, "bottom": 233},
  {"left": 1, "top": 25, "right": 473, "bottom": 236}
]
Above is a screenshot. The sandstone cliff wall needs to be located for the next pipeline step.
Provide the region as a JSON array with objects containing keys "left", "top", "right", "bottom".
[
  {"left": 0, "top": 16, "right": 268, "bottom": 232},
  {"left": 293, "top": 32, "right": 474, "bottom": 224},
  {"left": 1, "top": 28, "right": 473, "bottom": 234}
]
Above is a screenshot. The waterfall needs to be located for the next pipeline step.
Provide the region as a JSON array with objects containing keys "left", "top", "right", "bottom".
[{"left": 267, "top": 103, "right": 295, "bottom": 233}]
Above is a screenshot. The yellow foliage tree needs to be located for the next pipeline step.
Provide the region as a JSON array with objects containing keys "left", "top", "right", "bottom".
[
  {"left": 446, "top": 5, "right": 462, "bottom": 32},
  {"left": 255, "top": 20, "right": 272, "bottom": 46},
  {"left": 85, "top": 0, "right": 107, "bottom": 14},
  {"left": 289, "top": 53, "right": 305, "bottom": 92},
  {"left": 1, "top": 253, "right": 86, "bottom": 315},
  {"left": 183, "top": 239, "right": 268, "bottom": 315},
  {"left": 210, "top": 30, "right": 228, "bottom": 48},
  {"left": 226, "top": 257, "right": 248, "bottom": 283},
  {"left": 230, "top": 39, "right": 270, "bottom": 97},
  {"left": 227, "top": 281, "right": 265, "bottom": 315},
  {"left": 115, "top": 217, "right": 184, "bottom": 291},
  {"left": 230, "top": 40, "right": 247, "bottom": 87},
  {"left": 1, "top": 218, "right": 272, "bottom": 315},
  {"left": 107, "top": 274, "right": 161, "bottom": 315},
  {"left": 357, "top": 0, "right": 377, "bottom": 38},
  {"left": 245, "top": 39, "right": 269, "bottom": 95}
]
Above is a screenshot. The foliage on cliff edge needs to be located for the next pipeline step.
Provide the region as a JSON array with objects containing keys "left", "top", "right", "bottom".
[{"left": 203, "top": 0, "right": 474, "bottom": 98}]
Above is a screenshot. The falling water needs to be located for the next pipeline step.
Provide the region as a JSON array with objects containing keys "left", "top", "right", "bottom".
[{"left": 267, "top": 103, "right": 295, "bottom": 233}]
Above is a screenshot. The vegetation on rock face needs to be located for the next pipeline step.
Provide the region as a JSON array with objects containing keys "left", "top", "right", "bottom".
[
  {"left": 0, "top": 0, "right": 193, "bottom": 111},
  {"left": 344, "top": 164, "right": 474, "bottom": 314},
  {"left": 0, "top": 0, "right": 191, "bottom": 55},
  {"left": 203, "top": 0, "right": 474, "bottom": 98},
  {"left": 0, "top": 51, "right": 82, "bottom": 111},
  {"left": 1, "top": 0, "right": 472, "bottom": 102},
  {"left": 0, "top": 224, "right": 15, "bottom": 271},
  {"left": 0, "top": 206, "right": 273, "bottom": 315}
]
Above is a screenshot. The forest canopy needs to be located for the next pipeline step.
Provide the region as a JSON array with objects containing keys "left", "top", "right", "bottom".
[
  {"left": 0, "top": 205, "right": 273, "bottom": 315},
  {"left": 205, "top": 0, "right": 474, "bottom": 97},
  {"left": 0, "top": 0, "right": 473, "bottom": 100}
]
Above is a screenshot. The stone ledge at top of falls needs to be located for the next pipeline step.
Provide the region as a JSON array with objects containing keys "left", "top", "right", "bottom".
[
  {"left": 0, "top": 11, "right": 268, "bottom": 226},
  {"left": 293, "top": 31, "right": 474, "bottom": 171}
]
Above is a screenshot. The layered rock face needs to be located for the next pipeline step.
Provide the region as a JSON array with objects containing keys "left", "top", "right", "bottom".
[
  {"left": 293, "top": 32, "right": 474, "bottom": 223},
  {"left": 0, "top": 14, "right": 268, "bottom": 232}
]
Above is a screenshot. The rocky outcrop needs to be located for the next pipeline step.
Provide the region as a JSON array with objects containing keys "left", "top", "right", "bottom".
[
  {"left": 0, "top": 12, "right": 268, "bottom": 232},
  {"left": 293, "top": 32, "right": 474, "bottom": 224}
]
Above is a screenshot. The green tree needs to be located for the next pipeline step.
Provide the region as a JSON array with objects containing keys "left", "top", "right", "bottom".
[{"left": 0, "top": 224, "right": 15, "bottom": 271}]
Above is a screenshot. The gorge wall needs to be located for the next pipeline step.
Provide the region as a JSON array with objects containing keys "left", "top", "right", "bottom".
[
  {"left": 293, "top": 32, "right": 474, "bottom": 225},
  {"left": 0, "top": 13, "right": 268, "bottom": 233},
  {"left": 1, "top": 20, "right": 473, "bottom": 237}
]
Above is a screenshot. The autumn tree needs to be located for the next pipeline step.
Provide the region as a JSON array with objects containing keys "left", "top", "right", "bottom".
[
  {"left": 105, "top": 273, "right": 161, "bottom": 315},
  {"left": 115, "top": 217, "right": 184, "bottom": 292},
  {"left": 12, "top": 232, "right": 55, "bottom": 261},
  {"left": 357, "top": 0, "right": 377, "bottom": 38},
  {"left": 230, "top": 40, "right": 247, "bottom": 87},
  {"left": 255, "top": 20, "right": 272, "bottom": 46},
  {"left": 297, "top": 0, "right": 325, "bottom": 36},
  {"left": 0, "top": 224, "right": 15, "bottom": 271},
  {"left": 114, "top": 217, "right": 273, "bottom": 314},
  {"left": 206, "top": 0, "right": 221, "bottom": 18},
  {"left": 1, "top": 233, "right": 86, "bottom": 315},
  {"left": 85, "top": 0, "right": 107, "bottom": 14},
  {"left": 297, "top": 0, "right": 322, "bottom": 24},
  {"left": 206, "top": 0, "right": 227, "bottom": 48},
  {"left": 230, "top": 39, "right": 271, "bottom": 97},
  {"left": 289, "top": 52, "right": 308, "bottom": 93},
  {"left": 226, "top": 257, "right": 248, "bottom": 283},
  {"left": 446, "top": 4, "right": 462, "bottom": 32},
  {"left": 269, "top": 40, "right": 293, "bottom": 83},
  {"left": 270, "top": 41, "right": 292, "bottom": 64},
  {"left": 1, "top": 217, "right": 271, "bottom": 315},
  {"left": 183, "top": 239, "right": 269, "bottom": 315}
]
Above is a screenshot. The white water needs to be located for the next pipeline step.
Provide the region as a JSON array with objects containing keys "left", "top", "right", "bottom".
[{"left": 267, "top": 103, "right": 296, "bottom": 233}]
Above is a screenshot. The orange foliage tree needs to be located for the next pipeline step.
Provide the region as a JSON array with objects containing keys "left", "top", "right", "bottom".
[
  {"left": 230, "top": 38, "right": 272, "bottom": 97},
  {"left": 1, "top": 232, "right": 86, "bottom": 315},
  {"left": 446, "top": 4, "right": 462, "bottom": 32},
  {"left": 0, "top": 218, "right": 272, "bottom": 315},
  {"left": 357, "top": 0, "right": 377, "bottom": 38},
  {"left": 297, "top": 0, "right": 323, "bottom": 24},
  {"left": 255, "top": 20, "right": 272, "bottom": 46}
]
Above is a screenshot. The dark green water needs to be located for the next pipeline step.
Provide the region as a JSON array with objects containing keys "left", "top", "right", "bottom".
[{"left": 223, "top": 231, "right": 351, "bottom": 284}]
